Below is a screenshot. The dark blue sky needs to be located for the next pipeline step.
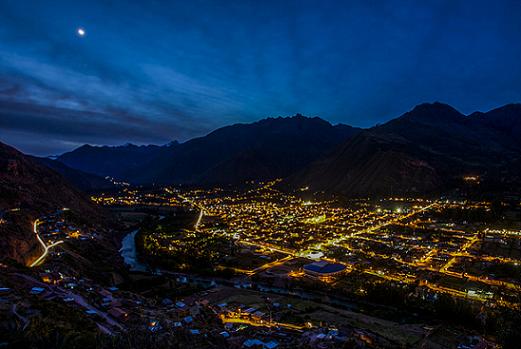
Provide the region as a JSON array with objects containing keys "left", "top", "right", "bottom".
[{"left": 1, "top": 0, "right": 520, "bottom": 155}]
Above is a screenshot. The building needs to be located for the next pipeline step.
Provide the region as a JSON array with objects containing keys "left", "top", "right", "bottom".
[
  {"left": 108, "top": 307, "right": 128, "bottom": 321},
  {"left": 303, "top": 261, "right": 347, "bottom": 281}
]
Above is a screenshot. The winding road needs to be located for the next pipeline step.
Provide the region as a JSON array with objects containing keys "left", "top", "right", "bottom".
[{"left": 29, "top": 219, "right": 63, "bottom": 267}]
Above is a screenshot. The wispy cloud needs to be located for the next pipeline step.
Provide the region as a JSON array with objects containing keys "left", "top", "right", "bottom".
[{"left": 1, "top": 0, "right": 521, "bottom": 155}]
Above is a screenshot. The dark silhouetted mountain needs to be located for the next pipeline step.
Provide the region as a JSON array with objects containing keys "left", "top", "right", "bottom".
[
  {"left": 470, "top": 104, "right": 521, "bottom": 148},
  {"left": 57, "top": 143, "right": 169, "bottom": 178},
  {"left": 291, "top": 103, "right": 521, "bottom": 196},
  {"left": 60, "top": 115, "right": 361, "bottom": 185},
  {"left": 0, "top": 141, "right": 103, "bottom": 264},
  {"left": 129, "top": 114, "right": 360, "bottom": 184},
  {"left": 31, "top": 156, "right": 115, "bottom": 192}
]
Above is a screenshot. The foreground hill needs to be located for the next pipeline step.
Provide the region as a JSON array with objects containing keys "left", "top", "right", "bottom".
[
  {"left": 0, "top": 141, "right": 104, "bottom": 264},
  {"left": 59, "top": 115, "right": 361, "bottom": 185},
  {"left": 291, "top": 103, "right": 521, "bottom": 196}
]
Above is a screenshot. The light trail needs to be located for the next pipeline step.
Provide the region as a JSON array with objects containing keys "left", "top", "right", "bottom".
[
  {"left": 222, "top": 255, "right": 295, "bottom": 276},
  {"left": 179, "top": 194, "right": 204, "bottom": 231},
  {"left": 194, "top": 207, "right": 204, "bottom": 231},
  {"left": 29, "top": 219, "right": 63, "bottom": 267},
  {"left": 219, "top": 313, "right": 305, "bottom": 331},
  {"left": 306, "top": 201, "right": 439, "bottom": 254},
  {"left": 172, "top": 190, "right": 521, "bottom": 308}
]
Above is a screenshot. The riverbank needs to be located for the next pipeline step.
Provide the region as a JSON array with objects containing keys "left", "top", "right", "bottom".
[{"left": 119, "top": 229, "right": 148, "bottom": 272}]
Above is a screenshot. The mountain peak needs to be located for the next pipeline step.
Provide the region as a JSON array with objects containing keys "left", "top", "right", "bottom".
[
  {"left": 246, "top": 114, "right": 333, "bottom": 129},
  {"left": 486, "top": 103, "right": 521, "bottom": 115},
  {"left": 401, "top": 102, "right": 464, "bottom": 123},
  {"left": 471, "top": 103, "right": 521, "bottom": 145},
  {"left": 410, "top": 101, "right": 461, "bottom": 114},
  {"left": 468, "top": 103, "right": 521, "bottom": 120},
  {"left": 292, "top": 102, "right": 521, "bottom": 197}
]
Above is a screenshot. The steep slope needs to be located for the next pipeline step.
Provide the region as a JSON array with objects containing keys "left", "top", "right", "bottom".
[
  {"left": 292, "top": 103, "right": 521, "bottom": 196},
  {"left": 0, "top": 141, "right": 103, "bottom": 264}
]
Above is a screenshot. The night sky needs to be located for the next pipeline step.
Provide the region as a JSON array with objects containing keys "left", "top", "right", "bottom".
[{"left": 1, "top": 0, "right": 520, "bottom": 156}]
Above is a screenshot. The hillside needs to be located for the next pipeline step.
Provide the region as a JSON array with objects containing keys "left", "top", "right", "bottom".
[
  {"left": 291, "top": 103, "right": 521, "bottom": 197},
  {"left": 0, "top": 141, "right": 104, "bottom": 264}
]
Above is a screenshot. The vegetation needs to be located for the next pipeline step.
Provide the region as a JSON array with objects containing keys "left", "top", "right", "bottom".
[
  {"left": 135, "top": 214, "right": 234, "bottom": 273},
  {"left": 5, "top": 300, "right": 98, "bottom": 349}
]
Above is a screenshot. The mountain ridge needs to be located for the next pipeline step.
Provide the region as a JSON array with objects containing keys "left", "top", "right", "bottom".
[
  {"left": 55, "top": 103, "right": 521, "bottom": 195},
  {"left": 58, "top": 114, "right": 362, "bottom": 185},
  {"left": 290, "top": 102, "right": 521, "bottom": 196}
]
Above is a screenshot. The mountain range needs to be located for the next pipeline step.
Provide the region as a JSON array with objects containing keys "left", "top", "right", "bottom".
[
  {"left": 54, "top": 103, "right": 521, "bottom": 196},
  {"left": 58, "top": 114, "right": 361, "bottom": 185},
  {"left": 2, "top": 102, "right": 520, "bottom": 202},
  {"left": 1, "top": 101, "right": 520, "bottom": 264},
  {"left": 291, "top": 103, "right": 521, "bottom": 196}
]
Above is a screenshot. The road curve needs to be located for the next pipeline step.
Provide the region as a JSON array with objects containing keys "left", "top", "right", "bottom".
[{"left": 29, "top": 219, "right": 63, "bottom": 267}]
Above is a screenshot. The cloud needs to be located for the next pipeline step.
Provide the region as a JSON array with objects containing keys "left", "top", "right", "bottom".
[
  {"left": 0, "top": 100, "right": 193, "bottom": 151},
  {"left": 0, "top": 51, "right": 228, "bottom": 151},
  {"left": 1, "top": 0, "right": 521, "bottom": 156}
]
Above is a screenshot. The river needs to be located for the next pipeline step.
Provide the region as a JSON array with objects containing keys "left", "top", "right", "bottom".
[{"left": 119, "top": 229, "right": 148, "bottom": 272}]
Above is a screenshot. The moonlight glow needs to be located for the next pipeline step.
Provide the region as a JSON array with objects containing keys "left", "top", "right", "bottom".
[{"left": 77, "top": 28, "right": 85, "bottom": 37}]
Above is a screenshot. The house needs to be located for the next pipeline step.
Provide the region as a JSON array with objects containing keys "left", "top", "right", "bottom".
[
  {"left": 243, "top": 339, "right": 279, "bottom": 348},
  {"left": 30, "top": 287, "right": 45, "bottom": 295},
  {"left": 264, "top": 341, "right": 279, "bottom": 349},
  {"left": 99, "top": 289, "right": 112, "bottom": 299},
  {"left": 220, "top": 331, "right": 230, "bottom": 338},
  {"left": 243, "top": 339, "right": 264, "bottom": 348},
  {"left": 64, "top": 282, "right": 77, "bottom": 289},
  {"left": 161, "top": 298, "right": 173, "bottom": 306},
  {"left": 40, "top": 272, "right": 60, "bottom": 284},
  {"left": 108, "top": 307, "right": 128, "bottom": 320},
  {"left": 254, "top": 310, "right": 265, "bottom": 318},
  {"left": 244, "top": 307, "right": 257, "bottom": 314},
  {"left": 148, "top": 320, "right": 162, "bottom": 332}
]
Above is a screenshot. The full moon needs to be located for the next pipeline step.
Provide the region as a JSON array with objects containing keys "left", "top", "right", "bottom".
[{"left": 77, "top": 28, "right": 85, "bottom": 37}]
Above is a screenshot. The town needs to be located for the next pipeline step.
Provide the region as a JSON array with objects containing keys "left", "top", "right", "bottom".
[
  {"left": 28, "top": 180, "right": 513, "bottom": 348},
  {"left": 2, "top": 182, "right": 520, "bottom": 348}
]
